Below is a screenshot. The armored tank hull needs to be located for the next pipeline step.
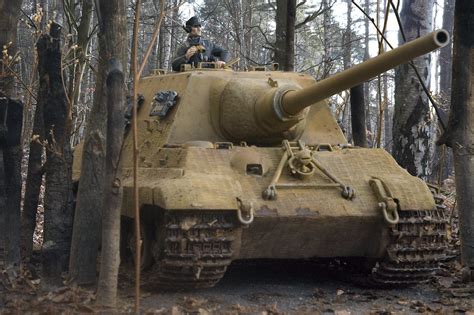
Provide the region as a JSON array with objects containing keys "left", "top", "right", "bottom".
[{"left": 72, "top": 30, "right": 450, "bottom": 289}]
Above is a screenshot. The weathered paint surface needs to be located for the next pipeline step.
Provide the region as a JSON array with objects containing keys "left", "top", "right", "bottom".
[{"left": 72, "top": 69, "right": 439, "bottom": 260}]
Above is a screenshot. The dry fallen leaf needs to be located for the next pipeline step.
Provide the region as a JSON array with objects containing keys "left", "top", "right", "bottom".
[
  {"left": 197, "top": 308, "right": 210, "bottom": 315},
  {"left": 313, "top": 288, "right": 324, "bottom": 298},
  {"left": 171, "top": 306, "right": 181, "bottom": 315}
]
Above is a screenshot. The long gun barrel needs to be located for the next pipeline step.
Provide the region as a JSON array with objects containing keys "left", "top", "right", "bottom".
[
  {"left": 281, "top": 29, "right": 449, "bottom": 116},
  {"left": 218, "top": 29, "right": 449, "bottom": 145}
]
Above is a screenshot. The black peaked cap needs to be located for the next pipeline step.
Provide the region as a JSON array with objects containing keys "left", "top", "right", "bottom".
[{"left": 186, "top": 16, "right": 201, "bottom": 27}]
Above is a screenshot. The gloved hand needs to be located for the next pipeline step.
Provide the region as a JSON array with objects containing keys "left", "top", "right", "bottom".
[{"left": 185, "top": 46, "right": 198, "bottom": 60}]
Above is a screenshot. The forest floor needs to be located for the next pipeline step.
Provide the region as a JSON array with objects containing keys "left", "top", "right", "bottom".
[
  {"left": 1, "top": 258, "right": 473, "bottom": 314},
  {"left": 122, "top": 259, "right": 474, "bottom": 314},
  {"left": 1, "top": 179, "right": 473, "bottom": 314}
]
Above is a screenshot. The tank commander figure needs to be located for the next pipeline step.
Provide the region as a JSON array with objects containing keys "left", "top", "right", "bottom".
[{"left": 171, "top": 16, "right": 229, "bottom": 71}]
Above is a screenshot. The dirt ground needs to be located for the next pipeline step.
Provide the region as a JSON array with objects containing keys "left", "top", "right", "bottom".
[
  {"left": 1, "top": 258, "right": 473, "bottom": 314},
  {"left": 127, "top": 260, "right": 474, "bottom": 314}
]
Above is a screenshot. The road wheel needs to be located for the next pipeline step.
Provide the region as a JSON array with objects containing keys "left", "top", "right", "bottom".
[{"left": 128, "top": 219, "right": 155, "bottom": 271}]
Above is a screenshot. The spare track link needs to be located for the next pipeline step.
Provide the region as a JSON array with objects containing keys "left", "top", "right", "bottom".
[
  {"left": 155, "top": 211, "right": 236, "bottom": 289},
  {"left": 371, "top": 193, "right": 449, "bottom": 286}
]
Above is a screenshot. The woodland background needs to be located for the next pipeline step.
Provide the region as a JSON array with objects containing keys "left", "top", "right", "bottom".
[
  {"left": 9, "top": 0, "right": 457, "bottom": 178},
  {"left": 1, "top": 0, "right": 473, "bottom": 311}
]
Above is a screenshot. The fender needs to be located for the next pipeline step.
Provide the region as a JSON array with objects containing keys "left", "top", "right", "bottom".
[{"left": 121, "top": 174, "right": 243, "bottom": 217}]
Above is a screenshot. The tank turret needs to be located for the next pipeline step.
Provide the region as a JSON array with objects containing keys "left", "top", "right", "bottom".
[{"left": 219, "top": 29, "right": 449, "bottom": 144}]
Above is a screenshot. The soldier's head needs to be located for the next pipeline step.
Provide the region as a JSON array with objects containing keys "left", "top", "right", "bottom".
[{"left": 185, "top": 16, "right": 202, "bottom": 37}]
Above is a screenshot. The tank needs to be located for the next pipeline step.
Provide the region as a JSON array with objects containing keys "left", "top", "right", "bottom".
[{"left": 73, "top": 29, "right": 450, "bottom": 289}]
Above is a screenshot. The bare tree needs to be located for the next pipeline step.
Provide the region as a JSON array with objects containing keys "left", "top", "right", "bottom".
[
  {"left": 69, "top": 0, "right": 127, "bottom": 285},
  {"left": 363, "top": 0, "right": 371, "bottom": 135},
  {"left": 96, "top": 59, "right": 125, "bottom": 306},
  {"left": 351, "top": 84, "right": 368, "bottom": 147},
  {"left": 392, "top": 0, "right": 435, "bottom": 180},
  {"left": 0, "top": 97, "right": 23, "bottom": 268},
  {"left": 321, "top": 0, "right": 333, "bottom": 78},
  {"left": 274, "top": 0, "right": 296, "bottom": 71},
  {"left": 243, "top": 0, "right": 252, "bottom": 67},
  {"left": 439, "top": 0, "right": 454, "bottom": 98},
  {"left": 431, "top": 0, "right": 455, "bottom": 183},
  {"left": 438, "top": 0, "right": 474, "bottom": 281},
  {"left": 64, "top": 0, "right": 94, "bottom": 121},
  {"left": 36, "top": 22, "right": 74, "bottom": 281},
  {"left": 0, "top": 0, "right": 24, "bottom": 268},
  {"left": 342, "top": 0, "right": 352, "bottom": 139},
  {"left": 159, "top": 2, "right": 172, "bottom": 70}
]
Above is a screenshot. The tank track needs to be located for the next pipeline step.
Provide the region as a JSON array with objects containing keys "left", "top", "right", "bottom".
[
  {"left": 153, "top": 211, "right": 236, "bottom": 290},
  {"left": 370, "top": 193, "right": 449, "bottom": 286}
]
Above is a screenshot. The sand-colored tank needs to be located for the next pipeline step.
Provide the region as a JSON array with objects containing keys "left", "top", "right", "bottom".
[{"left": 73, "top": 30, "right": 451, "bottom": 289}]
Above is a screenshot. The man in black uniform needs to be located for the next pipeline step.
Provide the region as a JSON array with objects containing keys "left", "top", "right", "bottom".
[{"left": 172, "top": 16, "right": 229, "bottom": 71}]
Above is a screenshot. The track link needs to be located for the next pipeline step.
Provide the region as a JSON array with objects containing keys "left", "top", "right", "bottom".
[
  {"left": 153, "top": 211, "right": 237, "bottom": 290},
  {"left": 371, "top": 194, "right": 449, "bottom": 286}
]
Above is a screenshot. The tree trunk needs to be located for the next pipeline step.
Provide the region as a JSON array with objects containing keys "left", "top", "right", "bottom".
[
  {"left": 243, "top": 0, "right": 253, "bottom": 67},
  {"left": 166, "top": 0, "right": 178, "bottom": 70},
  {"left": 69, "top": 0, "right": 93, "bottom": 147},
  {"left": 274, "top": 0, "right": 296, "bottom": 71},
  {"left": 40, "top": 0, "right": 48, "bottom": 29},
  {"left": 383, "top": 73, "right": 392, "bottom": 151},
  {"left": 382, "top": 0, "right": 391, "bottom": 150},
  {"left": 274, "top": 0, "right": 286, "bottom": 69},
  {"left": 36, "top": 22, "right": 74, "bottom": 281},
  {"left": 0, "top": 0, "right": 23, "bottom": 95},
  {"left": 96, "top": 59, "right": 126, "bottom": 307},
  {"left": 439, "top": 0, "right": 474, "bottom": 274},
  {"left": 343, "top": 0, "right": 352, "bottom": 140},
  {"left": 351, "top": 84, "right": 368, "bottom": 147},
  {"left": 439, "top": 0, "right": 454, "bottom": 98},
  {"left": 364, "top": 0, "right": 371, "bottom": 134},
  {"left": 22, "top": 97, "right": 45, "bottom": 261},
  {"left": 392, "top": 0, "right": 435, "bottom": 180},
  {"left": 69, "top": 0, "right": 127, "bottom": 285},
  {"left": 23, "top": 0, "right": 85, "bottom": 263},
  {"left": 158, "top": 18, "right": 164, "bottom": 69},
  {"left": 0, "top": 148, "right": 5, "bottom": 266},
  {"left": 321, "top": 0, "right": 332, "bottom": 78},
  {"left": 236, "top": 0, "right": 246, "bottom": 70},
  {"left": 169, "top": 0, "right": 179, "bottom": 67},
  {"left": 0, "top": 97, "right": 23, "bottom": 268},
  {"left": 69, "top": 0, "right": 93, "bottom": 113},
  {"left": 0, "top": 0, "right": 24, "bottom": 268},
  {"left": 160, "top": 5, "right": 171, "bottom": 71}
]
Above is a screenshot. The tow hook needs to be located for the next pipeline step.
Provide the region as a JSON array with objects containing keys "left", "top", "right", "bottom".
[
  {"left": 236, "top": 197, "right": 254, "bottom": 225},
  {"left": 369, "top": 178, "right": 399, "bottom": 225},
  {"left": 379, "top": 200, "right": 399, "bottom": 225}
]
